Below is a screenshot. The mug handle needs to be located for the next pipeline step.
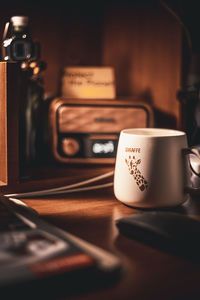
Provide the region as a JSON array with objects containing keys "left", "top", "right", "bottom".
[{"left": 183, "top": 148, "right": 200, "bottom": 195}]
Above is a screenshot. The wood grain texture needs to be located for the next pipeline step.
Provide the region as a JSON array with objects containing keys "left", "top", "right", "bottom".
[
  {"left": 6, "top": 63, "right": 20, "bottom": 186},
  {"left": 0, "top": 2, "right": 184, "bottom": 192},
  {"left": 49, "top": 97, "right": 154, "bottom": 164},
  {"left": 0, "top": 62, "right": 20, "bottom": 187},
  {"left": 23, "top": 190, "right": 200, "bottom": 300},
  {"left": 0, "top": 1, "right": 183, "bottom": 127},
  {"left": 0, "top": 63, "right": 7, "bottom": 186},
  {"left": 102, "top": 2, "right": 182, "bottom": 127}
]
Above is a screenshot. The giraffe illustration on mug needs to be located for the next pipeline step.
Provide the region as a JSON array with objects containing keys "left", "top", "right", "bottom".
[{"left": 125, "top": 155, "right": 148, "bottom": 191}]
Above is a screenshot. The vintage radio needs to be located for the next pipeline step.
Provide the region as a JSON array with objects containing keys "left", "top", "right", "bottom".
[
  {"left": 0, "top": 62, "right": 154, "bottom": 194},
  {"left": 49, "top": 97, "right": 154, "bottom": 164}
]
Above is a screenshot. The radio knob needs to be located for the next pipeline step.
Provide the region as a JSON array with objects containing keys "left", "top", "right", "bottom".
[{"left": 62, "top": 138, "right": 80, "bottom": 157}]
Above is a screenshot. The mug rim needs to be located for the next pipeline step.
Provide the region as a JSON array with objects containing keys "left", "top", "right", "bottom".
[{"left": 121, "top": 128, "right": 186, "bottom": 137}]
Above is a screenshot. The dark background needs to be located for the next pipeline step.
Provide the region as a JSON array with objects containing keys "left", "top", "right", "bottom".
[{"left": 0, "top": 0, "right": 200, "bottom": 128}]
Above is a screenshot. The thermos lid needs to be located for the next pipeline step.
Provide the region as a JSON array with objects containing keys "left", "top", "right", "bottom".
[{"left": 10, "top": 16, "right": 29, "bottom": 27}]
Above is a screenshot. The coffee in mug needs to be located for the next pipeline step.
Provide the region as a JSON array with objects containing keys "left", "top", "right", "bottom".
[{"left": 114, "top": 128, "right": 200, "bottom": 208}]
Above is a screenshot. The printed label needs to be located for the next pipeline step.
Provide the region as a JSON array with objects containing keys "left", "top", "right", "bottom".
[{"left": 125, "top": 151, "right": 148, "bottom": 191}]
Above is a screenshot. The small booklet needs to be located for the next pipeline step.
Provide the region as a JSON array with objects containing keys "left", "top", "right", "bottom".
[{"left": 0, "top": 196, "right": 121, "bottom": 299}]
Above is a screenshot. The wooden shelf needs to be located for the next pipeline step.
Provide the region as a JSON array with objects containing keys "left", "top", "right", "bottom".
[{"left": 0, "top": 1, "right": 184, "bottom": 193}]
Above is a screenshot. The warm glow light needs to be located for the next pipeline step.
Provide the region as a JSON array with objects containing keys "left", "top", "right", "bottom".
[{"left": 61, "top": 66, "right": 116, "bottom": 99}]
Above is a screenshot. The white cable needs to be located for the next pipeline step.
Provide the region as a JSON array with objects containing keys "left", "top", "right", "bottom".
[
  {"left": 5, "top": 171, "right": 114, "bottom": 198},
  {"left": 6, "top": 182, "right": 113, "bottom": 199},
  {"left": 7, "top": 197, "right": 38, "bottom": 215},
  {"left": 37, "top": 182, "right": 113, "bottom": 197}
]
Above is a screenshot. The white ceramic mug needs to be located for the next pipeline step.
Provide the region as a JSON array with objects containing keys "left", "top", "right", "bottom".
[{"left": 114, "top": 128, "right": 200, "bottom": 208}]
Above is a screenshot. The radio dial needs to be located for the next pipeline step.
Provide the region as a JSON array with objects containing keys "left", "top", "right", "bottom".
[{"left": 62, "top": 138, "right": 79, "bottom": 156}]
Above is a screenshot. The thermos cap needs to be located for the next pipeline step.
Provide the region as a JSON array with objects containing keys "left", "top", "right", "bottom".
[{"left": 11, "top": 16, "right": 29, "bottom": 27}]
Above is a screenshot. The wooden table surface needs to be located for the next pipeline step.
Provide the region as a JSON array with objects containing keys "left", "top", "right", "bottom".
[{"left": 21, "top": 186, "right": 200, "bottom": 300}]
